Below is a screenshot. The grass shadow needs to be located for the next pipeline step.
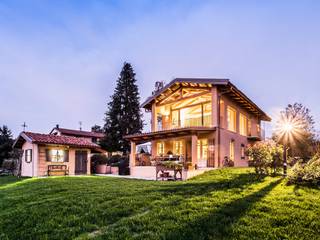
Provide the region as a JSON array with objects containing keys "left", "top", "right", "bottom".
[{"left": 163, "top": 178, "right": 282, "bottom": 240}]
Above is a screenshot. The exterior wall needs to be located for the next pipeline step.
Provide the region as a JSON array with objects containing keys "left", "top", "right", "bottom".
[
  {"left": 37, "top": 146, "right": 91, "bottom": 176},
  {"left": 21, "top": 142, "right": 38, "bottom": 177},
  {"left": 219, "top": 129, "right": 249, "bottom": 167},
  {"left": 217, "top": 93, "right": 262, "bottom": 167}
]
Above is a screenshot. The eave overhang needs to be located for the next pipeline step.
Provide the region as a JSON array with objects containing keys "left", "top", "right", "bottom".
[{"left": 141, "top": 78, "right": 271, "bottom": 122}]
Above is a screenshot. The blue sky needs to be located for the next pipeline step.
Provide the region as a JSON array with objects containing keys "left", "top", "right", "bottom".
[{"left": 1, "top": 0, "right": 320, "bottom": 137}]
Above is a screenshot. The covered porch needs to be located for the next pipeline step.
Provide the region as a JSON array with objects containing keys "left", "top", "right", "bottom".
[{"left": 124, "top": 127, "right": 218, "bottom": 180}]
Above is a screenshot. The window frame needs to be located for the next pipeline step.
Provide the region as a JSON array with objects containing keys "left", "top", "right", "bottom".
[
  {"left": 229, "top": 140, "right": 235, "bottom": 161},
  {"left": 227, "top": 106, "right": 237, "bottom": 132},
  {"left": 239, "top": 113, "right": 248, "bottom": 136},
  {"left": 25, "top": 149, "right": 32, "bottom": 163},
  {"left": 241, "top": 144, "right": 246, "bottom": 160},
  {"left": 157, "top": 142, "right": 165, "bottom": 156}
]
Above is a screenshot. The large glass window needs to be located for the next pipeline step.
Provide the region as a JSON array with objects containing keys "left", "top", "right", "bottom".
[
  {"left": 197, "top": 139, "right": 208, "bottom": 167},
  {"left": 227, "top": 107, "right": 237, "bottom": 132},
  {"left": 180, "top": 105, "right": 202, "bottom": 127},
  {"left": 239, "top": 113, "right": 248, "bottom": 136},
  {"left": 203, "top": 103, "right": 212, "bottom": 127},
  {"left": 171, "top": 110, "right": 179, "bottom": 128}
]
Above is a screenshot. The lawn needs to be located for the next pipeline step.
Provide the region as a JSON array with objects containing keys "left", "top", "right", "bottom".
[{"left": 0, "top": 168, "right": 319, "bottom": 240}]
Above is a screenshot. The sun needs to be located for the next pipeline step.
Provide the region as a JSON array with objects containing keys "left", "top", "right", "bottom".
[{"left": 274, "top": 113, "right": 304, "bottom": 144}]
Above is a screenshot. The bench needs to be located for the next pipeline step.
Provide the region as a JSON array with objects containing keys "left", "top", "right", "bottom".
[{"left": 48, "top": 165, "right": 69, "bottom": 176}]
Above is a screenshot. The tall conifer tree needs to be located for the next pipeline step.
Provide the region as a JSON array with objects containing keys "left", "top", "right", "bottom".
[{"left": 102, "top": 62, "right": 143, "bottom": 153}]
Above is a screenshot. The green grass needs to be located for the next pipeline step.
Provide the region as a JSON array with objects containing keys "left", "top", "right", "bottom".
[{"left": 0, "top": 168, "right": 319, "bottom": 240}]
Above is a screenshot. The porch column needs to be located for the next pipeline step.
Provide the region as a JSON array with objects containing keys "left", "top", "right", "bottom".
[
  {"left": 151, "top": 103, "right": 157, "bottom": 131},
  {"left": 151, "top": 141, "right": 157, "bottom": 158},
  {"left": 211, "top": 86, "right": 219, "bottom": 127},
  {"left": 191, "top": 134, "right": 198, "bottom": 167},
  {"left": 130, "top": 141, "right": 136, "bottom": 168}
]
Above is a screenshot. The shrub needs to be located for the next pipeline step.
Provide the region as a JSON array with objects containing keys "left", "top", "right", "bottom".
[
  {"left": 288, "top": 154, "right": 320, "bottom": 186},
  {"left": 108, "top": 155, "right": 130, "bottom": 175},
  {"left": 246, "top": 140, "right": 283, "bottom": 176}
]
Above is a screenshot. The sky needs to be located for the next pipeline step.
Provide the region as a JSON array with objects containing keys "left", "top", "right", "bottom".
[{"left": 0, "top": 0, "right": 320, "bottom": 137}]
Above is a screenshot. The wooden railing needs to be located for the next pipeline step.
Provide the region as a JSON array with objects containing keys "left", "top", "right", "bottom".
[{"left": 158, "top": 115, "right": 212, "bottom": 131}]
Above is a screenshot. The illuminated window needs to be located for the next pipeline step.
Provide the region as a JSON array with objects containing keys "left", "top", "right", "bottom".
[
  {"left": 257, "top": 123, "right": 261, "bottom": 134},
  {"left": 46, "top": 149, "right": 68, "bottom": 162},
  {"left": 227, "top": 107, "right": 237, "bottom": 132},
  {"left": 171, "top": 110, "right": 179, "bottom": 128},
  {"left": 219, "top": 100, "right": 225, "bottom": 128},
  {"left": 241, "top": 144, "right": 246, "bottom": 159},
  {"left": 25, "top": 149, "right": 32, "bottom": 163},
  {"left": 239, "top": 113, "right": 248, "bottom": 136},
  {"left": 173, "top": 141, "right": 183, "bottom": 155},
  {"left": 229, "top": 140, "right": 235, "bottom": 161},
  {"left": 157, "top": 142, "right": 164, "bottom": 156},
  {"left": 248, "top": 119, "right": 252, "bottom": 136}
]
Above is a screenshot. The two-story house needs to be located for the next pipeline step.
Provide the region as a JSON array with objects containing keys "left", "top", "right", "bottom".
[{"left": 125, "top": 78, "right": 271, "bottom": 180}]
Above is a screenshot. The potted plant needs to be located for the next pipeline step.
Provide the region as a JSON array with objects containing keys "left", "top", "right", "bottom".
[{"left": 91, "top": 154, "right": 109, "bottom": 174}]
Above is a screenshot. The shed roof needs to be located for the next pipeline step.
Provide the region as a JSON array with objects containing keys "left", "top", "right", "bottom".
[{"left": 13, "top": 131, "right": 102, "bottom": 149}]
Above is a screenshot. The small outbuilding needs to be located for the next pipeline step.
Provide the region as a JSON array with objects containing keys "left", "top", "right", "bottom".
[{"left": 13, "top": 131, "right": 104, "bottom": 177}]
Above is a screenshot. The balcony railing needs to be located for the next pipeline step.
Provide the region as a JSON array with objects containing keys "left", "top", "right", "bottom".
[{"left": 158, "top": 115, "right": 212, "bottom": 131}]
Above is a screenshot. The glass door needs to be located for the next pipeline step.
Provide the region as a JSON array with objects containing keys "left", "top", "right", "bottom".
[{"left": 197, "top": 139, "right": 208, "bottom": 168}]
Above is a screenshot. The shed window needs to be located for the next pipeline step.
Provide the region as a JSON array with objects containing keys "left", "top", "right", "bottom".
[
  {"left": 46, "top": 149, "right": 69, "bottom": 162},
  {"left": 25, "top": 149, "right": 32, "bottom": 163}
]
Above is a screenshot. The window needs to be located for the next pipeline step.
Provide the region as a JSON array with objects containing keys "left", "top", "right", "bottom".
[
  {"left": 257, "top": 123, "right": 261, "bottom": 135},
  {"left": 241, "top": 144, "right": 246, "bottom": 159},
  {"left": 171, "top": 110, "right": 179, "bottom": 128},
  {"left": 227, "top": 107, "right": 237, "bottom": 132},
  {"left": 248, "top": 119, "right": 252, "bottom": 136},
  {"left": 173, "top": 141, "right": 183, "bottom": 155},
  {"left": 229, "top": 140, "right": 235, "bottom": 161},
  {"left": 219, "top": 100, "right": 225, "bottom": 128},
  {"left": 25, "top": 149, "right": 32, "bottom": 163},
  {"left": 46, "top": 149, "right": 68, "bottom": 162},
  {"left": 157, "top": 142, "right": 164, "bottom": 156},
  {"left": 239, "top": 113, "right": 248, "bottom": 136}
]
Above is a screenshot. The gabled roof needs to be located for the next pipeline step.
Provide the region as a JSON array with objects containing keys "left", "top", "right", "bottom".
[
  {"left": 50, "top": 127, "right": 104, "bottom": 138},
  {"left": 13, "top": 132, "right": 101, "bottom": 149},
  {"left": 141, "top": 78, "right": 271, "bottom": 121}
]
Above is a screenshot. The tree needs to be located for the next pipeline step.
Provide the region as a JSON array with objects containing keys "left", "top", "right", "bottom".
[
  {"left": 91, "top": 125, "right": 103, "bottom": 133},
  {"left": 0, "top": 125, "right": 14, "bottom": 166},
  {"left": 102, "top": 62, "right": 143, "bottom": 154},
  {"left": 273, "top": 103, "right": 316, "bottom": 160}
]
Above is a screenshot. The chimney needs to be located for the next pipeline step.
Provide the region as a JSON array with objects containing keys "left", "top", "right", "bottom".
[{"left": 56, "top": 124, "right": 59, "bottom": 129}]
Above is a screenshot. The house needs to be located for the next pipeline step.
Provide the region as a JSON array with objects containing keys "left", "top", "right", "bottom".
[
  {"left": 125, "top": 78, "right": 271, "bottom": 180},
  {"left": 13, "top": 131, "right": 104, "bottom": 177},
  {"left": 50, "top": 125, "right": 104, "bottom": 144}
]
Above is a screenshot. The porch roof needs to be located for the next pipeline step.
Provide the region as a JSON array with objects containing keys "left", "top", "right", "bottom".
[{"left": 124, "top": 127, "right": 216, "bottom": 144}]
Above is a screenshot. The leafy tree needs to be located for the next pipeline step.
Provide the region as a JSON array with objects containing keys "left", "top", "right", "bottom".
[
  {"left": 91, "top": 125, "right": 103, "bottom": 133},
  {"left": 0, "top": 125, "right": 14, "bottom": 166},
  {"left": 102, "top": 62, "right": 143, "bottom": 154},
  {"left": 273, "top": 103, "right": 316, "bottom": 160},
  {"left": 246, "top": 140, "right": 283, "bottom": 176}
]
